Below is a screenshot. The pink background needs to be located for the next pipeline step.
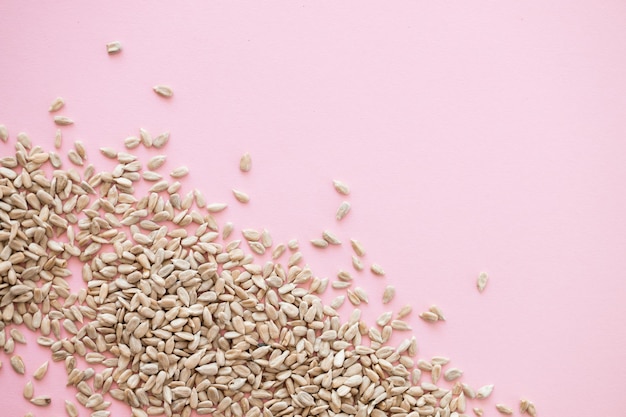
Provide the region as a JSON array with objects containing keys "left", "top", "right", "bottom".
[{"left": 2, "top": 1, "right": 626, "bottom": 416}]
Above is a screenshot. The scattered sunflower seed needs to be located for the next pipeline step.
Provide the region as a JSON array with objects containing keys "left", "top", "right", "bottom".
[
  {"left": 382, "top": 285, "right": 395, "bottom": 304},
  {"left": 206, "top": 203, "right": 227, "bottom": 213},
  {"left": 125, "top": 136, "right": 141, "bottom": 149},
  {"left": 49, "top": 97, "right": 65, "bottom": 112},
  {"left": 332, "top": 179, "right": 350, "bottom": 195},
  {"left": 350, "top": 239, "right": 366, "bottom": 256},
  {"left": 0, "top": 124, "right": 8, "bottom": 142},
  {"left": 397, "top": 304, "right": 412, "bottom": 319},
  {"left": 429, "top": 305, "right": 446, "bottom": 321},
  {"left": 496, "top": 404, "right": 513, "bottom": 415},
  {"left": 336, "top": 201, "right": 351, "bottom": 221},
  {"left": 232, "top": 189, "right": 250, "bottom": 203},
  {"left": 170, "top": 165, "right": 189, "bottom": 178},
  {"left": 310, "top": 238, "right": 328, "bottom": 248},
  {"left": 54, "top": 115, "right": 74, "bottom": 125},
  {"left": 419, "top": 311, "right": 439, "bottom": 322},
  {"left": 371, "top": 263, "right": 385, "bottom": 276},
  {"left": 477, "top": 271, "right": 488, "bottom": 292},
  {"left": 33, "top": 361, "right": 49, "bottom": 380},
  {"left": 153, "top": 131, "right": 170, "bottom": 148},
  {"left": 106, "top": 41, "right": 122, "bottom": 54},
  {"left": 153, "top": 85, "right": 173, "bottom": 98},
  {"left": 322, "top": 230, "right": 341, "bottom": 245},
  {"left": 23, "top": 380, "right": 34, "bottom": 400},
  {"left": 239, "top": 152, "right": 252, "bottom": 172},
  {"left": 30, "top": 396, "right": 52, "bottom": 406},
  {"left": 476, "top": 384, "right": 495, "bottom": 399},
  {"left": 10, "top": 355, "right": 25, "bottom": 374},
  {"left": 444, "top": 368, "right": 463, "bottom": 381}
]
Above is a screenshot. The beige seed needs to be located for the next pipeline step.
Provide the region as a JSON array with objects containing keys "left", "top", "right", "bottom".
[
  {"left": 287, "top": 239, "right": 299, "bottom": 250},
  {"left": 444, "top": 368, "right": 463, "bottom": 381},
  {"left": 239, "top": 152, "right": 252, "bottom": 172},
  {"left": 397, "top": 304, "right": 412, "bottom": 319},
  {"left": 17, "top": 132, "right": 31, "bottom": 149},
  {"left": 68, "top": 149, "right": 83, "bottom": 166},
  {"left": 419, "top": 311, "right": 439, "bottom": 322},
  {"left": 139, "top": 127, "right": 152, "bottom": 147},
  {"left": 477, "top": 271, "right": 488, "bottom": 292},
  {"left": 351, "top": 255, "right": 363, "bottom": 271},
  {"left": 153, "top": 131, "right": 170, "bottom": 148},
  {"left": 382, "top": 285, "right": 395, "bottom": 304},
  {"left": 331, "top": 281, "right": 351, "bottom": 289},
  {"left": 330, "top": 296, "right": 345, "bottom": 309},
  {"left": 336, "top": 201, "right": 351, "bottom": 221},
  {"left": 66, "top": 400, "right": 79, "bottom": 417},
  {"left": 153, "top": 85, "right": 173, "bottom": 98},
  {"left": 74, "top": 140, "right": 86, "bottom": 159},
  {"left": 232, "top": 189, "right": 249, "bottom": 203},
  {"left": 10, "top": 328, "right": 26, "bottom": 344},
  {"left": 0, "top": 124, "right": 8, "bottom": 142},
  {"left": 31, "top": 396, "right": 52, "bottom": 406},
  {"left": 322, "top": 230, "right": 341, "bottom": 245},
  {"left": 370, "top": 263, "right": 385, "bottom": 276},
  {"left": 350, "top": 239, "right": 366, "bottom": 256},
  {"left": 148, "top": 155, "right": 166, "bottom": 170},
  {"left": 142, "top": 171, "right": 162, "bottom": 181},
  {"left": 332, "top": 179, "right": 350, "bottom": 195},
  {"left": 527, "top": 402, "right": 537, "bottom": 417},
  {"left": 170, "top": 166, "right": 189, "bottom": 178},
  {"left": 23, "top": 380, "right": 34, "bottom": 400},
  {"left": 476, "top": 384, "right": 494, "bottom": 399},
  {"left": 272, "top": 243, "right": 286, "bottom": 259},
  {"left": 125, "top": 136, "right": 141, "bottom": 149},
  {"left": 353, "top": 287, "right": 369, "bottom": 303},
  {"left": 100, "top": 147, "right": 117, "bottom": 158},
  {"left": 106, "top": 41, "right": 122, "bottom": 54},
  {"left": 34, "top": 361, "right": 49, "bottom": 380},
  {"left": 473, "top": 408, "right": 484, "bottom": 416},
  {"left": 49, "top": 97, "right": 65, "bottom": 112},
  {"left": 496, "top": 404, "right": 513, "bottom": 415},
  {"left": 310, "top": 238, "right": 328, "bottom": 248},
  {"left": 207, "top": 203, "right": 227, "bottom": 213},
  {"left": 54, "top": 115, "right": 74, "bottom": 125},
  {"left": 10, "top": 355, "right": 25, "bottom": 374},
  {"left": 54, "top": 129, "right": 62, "bottom": 148},
  {"left": 391, "top": 320, "right": 411, "bottom": 331},
  {"left": 376, "top": 311, "right": 393, "bottom": 327},
  {"left": 520, "top": 399, "right": 530, "bottom": 414}
]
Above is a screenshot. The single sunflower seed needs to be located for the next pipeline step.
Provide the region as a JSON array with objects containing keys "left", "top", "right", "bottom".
[
  {"left": 33, "top": 361, "right": 49, "bottom": 380},
  {"left": 10, "top": 355, "right": 25, "bottom": 374},
  {"left": 106, "top": 41, "right": 122, "bottom": 54},
  {"left": 370, "top": 263, "right": 385, "bottom": 276},
  {"left": 54, "top": 116, "right": 74, "bottom": 126},
  {"left": 153, "top": 85, "right": 173, "bottom": 98},
  {"left": 239, "top": 152, "right": 252, "bottom": 172},
  {"left": 496, "top": 404, "right": 513, "bottom": 415},
  {"left": 382, "top": 285, "right": 395, "bottom": 304},
  {"left": 0, "top": 124, "right": 8, "bottom": 142},
  {"left": 49, "top": 97, "right": 65, "bottom": 112},
  {"left": 23, "top": 380, "right": 34, "bottom": 400},
  {"left": 30, "top": 396, "right": 52, "bottom": 406},
  {"left": 332, "top": 179, "right": 350, "bottom": 195},
  {"left": 232, "top": 189, "right": 249, "bottom": 203},
  {"left": 477, "top": 271, "right": 488, "bottom": 292},
  {"left": 336, "top": 201, "right": 351, "bottom": 221},
  {"left": 170, "top": 166, "right": 189, "bottom": 178}
]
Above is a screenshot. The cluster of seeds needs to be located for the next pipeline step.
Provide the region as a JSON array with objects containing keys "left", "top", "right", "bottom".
[{"left": 0, "top": 43, "right": 535, "bottom": 417}]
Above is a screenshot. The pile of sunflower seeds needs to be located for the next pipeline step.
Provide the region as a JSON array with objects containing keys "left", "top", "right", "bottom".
[{"left": 0, "top": 125, "right": 536, "bottom": 417}]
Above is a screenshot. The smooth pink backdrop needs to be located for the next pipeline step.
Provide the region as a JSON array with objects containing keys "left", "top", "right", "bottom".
[{"left": 1, "top": 1, "right": 626, "bottom": 416}]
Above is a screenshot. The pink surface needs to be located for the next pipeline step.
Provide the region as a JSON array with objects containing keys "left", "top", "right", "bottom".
[{"left": 1, "top": 1, "right": 626, "bottom": 416}]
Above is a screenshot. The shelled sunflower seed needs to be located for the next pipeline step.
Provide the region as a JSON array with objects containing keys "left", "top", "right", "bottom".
[
  {"left": 106, "top": 41, "right": 122, "bottom": 54},
  {"left": 54, "top": 116, "right": 74, "bottom": 126},
  {"left": 0, "top": 126, "right": 517, "bottom": 417},
  {"left": 49, "top": 97, "right": 65, "bottom": 112},
  {"left": 332, "top": 179, "right": 350, "bottom": 195},
  {"left": 336, "top": 201, "right": 351, "bottom": 220},
  {"left": 239, "top": 152, "right": 251, "bottom": 172},
  {"left": 153, "top": 85, "right": 173, "bottom": 98},
  {"left": 232, "top": 189, "right": 249, "bottom": 203}
]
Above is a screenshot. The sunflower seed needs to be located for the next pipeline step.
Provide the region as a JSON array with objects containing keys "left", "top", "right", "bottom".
[
  {"left": 66, "top": 400, "right": 79, "bottom": 417},
  {"left": 34, "top": 361, "right": 49, "bottom": 380},
  {"left": 170, "top": 166, "right": 189, "bottom": 178},
  {"left": 106, "top": 41, "right": 122, "bottom": 54},
  {"left": 336, "top": 201, "right": 351, "bottom": 220},
  {"left": 310, "top": 238, "right": 328, "bottom": 248},
  {"left": 397, "top": 304, "right": 412, "bottom": 319},
  {"left": 476, "top": 384, "right": 494, "bottom": 399},
  {"left": 376, "top": 311, "right": 393, "bottom": 327},
  {"left": 330, "top": 296, "right": 345, "bottom": 309},
  {"left": 473, "top": 408, "right": 484, "bottom": 416},
  {"left": 68, "top": 149, "right": 83, "bottom": 166},
  {"left": 496, "top": 404, "right": 513, "bottom": 415},
  {"left": 391, "top": 320, "right": 411, "bottom": 331},
  {"left": 332, "top": 180, "right": 350, "bottom": 195},
  {"left": 31, "top": 396, "right": 52, "bottom": 406},
  {"left": 444, "top": 368, "right": 463, "bottom": 381},
  {"left": 0, "top": 124, "right": 8, "bottom": 142},
  {"left": 370, "top": 263, "right": 385, "bottom": 276},
  {"left": 23, "top": 380, "right": 34, "bottom": 400},
  {"left": 49, "top": 97, "right": 65, "bottom": 112},
  {"left": 100, "top": 147, "right": 117, "bottom": 158},
  {"left": 477, "top": 272, "right": 488, "bottom": 292},
  {"left": 207, "top": 203, "right": 227, "bottom": 213},
  {"left": 382, "top": 286, "right": 395, "bottom": 304},
  {"left": 527, "top": 402, "right": 537, "bottom": 417},
  {"left": 125, "top": 136, "right": 141, "bottom": 149},
  {"left": 351, "top": 255, "right": 363, "bottom": 271},
  {"left": 353, "top": 287, "right": 369, "bottom": 303},
  {"left": 153, "top": 132, "right": 170, "bottom": 148},
  {"left": 287, "top": 239, "right": 299, "bottom": 250},
  {"left": 10, "top": 328, "right": 26, "bottom": 344},
  {"left": 153, "top": 85, "right": 173, "bottom": 98},
  {"left": 232, "top": 189, "right": 249, "bottom": 203},
  {"left": 17, "top": 132, "right": 31, "bottom": 148},
  {"left": 322, "top": 230, "right": 341, "bottom": 245},
  {"left": 54, "top": 116, "right": 74, "bottom": 125},
  {"left": 147, "top": 155, "right": 166, "bottom": 170},
  {"left": 239, "top": 153, "right": 252, "bottom": 172},
  {"left": 419, "top": 311, "right": 439, "bottom": 322},
  {"left": 10, "top": 355, "right": 25, "bottom": 374}
]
